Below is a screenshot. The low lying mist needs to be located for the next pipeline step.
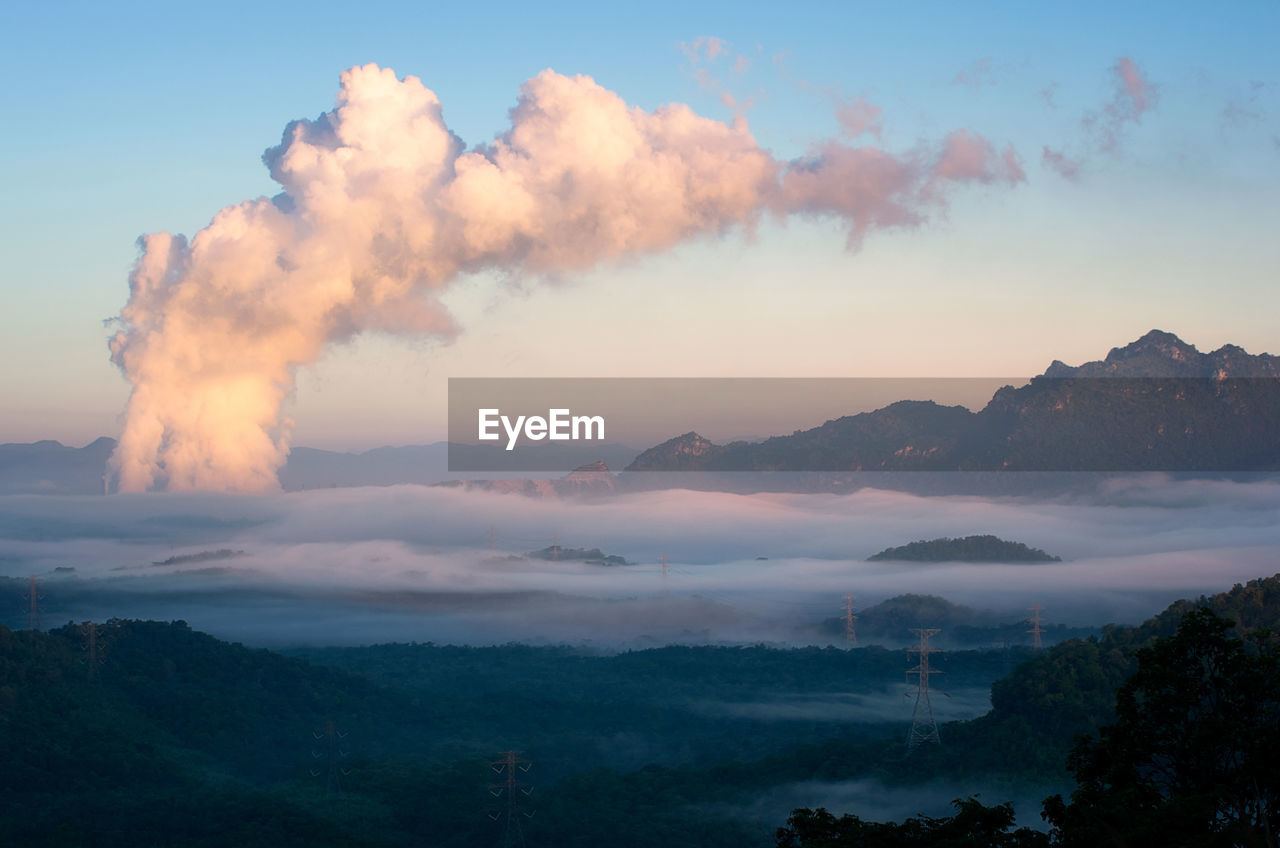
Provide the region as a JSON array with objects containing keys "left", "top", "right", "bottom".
[{"left": 1, "top": 475, "right": 1276, "bottom": 646}]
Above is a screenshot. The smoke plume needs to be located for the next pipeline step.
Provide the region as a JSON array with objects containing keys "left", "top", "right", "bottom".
[{"left": 109, "top": 64, "right": 1023, "bottom": 492}]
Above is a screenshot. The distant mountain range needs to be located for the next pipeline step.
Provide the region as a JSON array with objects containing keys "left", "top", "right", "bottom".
[
  {"left": 4, "top": 330, "right": 1278, "bottom": 495},
  {"left": 0, "top": 437, "right": 116, "bottom": 495},
  {"left": 625, "top": 330, "right": 1280, "bottom": 473}
]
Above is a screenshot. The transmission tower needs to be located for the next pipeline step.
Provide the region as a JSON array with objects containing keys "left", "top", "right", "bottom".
[
  {"left": 310, "top": 720, "right": 351, "bottom": 795},
  {"left": 79, "top": 621, "right": 111, "bottom": 680},
  {"left": 842, "top": 593, "right": 858, "bottom": 646},
  {"left": 905, "top": 628, "right": 945, "bottom": 751},
  {"left": 488, "top": 750, "right": 533, "bottom": 848},
  {"left": 661, "top": 553, "right": 668, "bottom": 579},
  {"left": 24, "top": 576, "right": 43, "bottom": 631},
  {"left": 551, "top": 532, "right": 559, "bottom": 561},
  {"left": 1027, "top": 603, "right": 1045, "bottom": 651}
]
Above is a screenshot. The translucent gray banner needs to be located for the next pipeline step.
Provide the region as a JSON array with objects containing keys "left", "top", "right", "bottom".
[{"left": 447, "top": 377, "right": 1280, "bottom": 473}]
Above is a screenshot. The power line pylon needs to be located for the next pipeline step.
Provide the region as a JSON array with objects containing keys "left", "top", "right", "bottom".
[
  {"left": 661, "top": 553, "right": 668, "bottom": 579},
  {"left": 79, "top": 621, "right": 111, "bottom": 680},
  {"left": 24, "top": 576, "right": 43, "bottom": 631},
  {"left": 488, "top": 750, "right": 533, "bottom": 848},
  {"left": 842, "top": 593, "right": 858, "bottom": 646},
  {"left": 310, "top": 720, "right": 350, "bottom": 795},
  {"left": 551, "top": 532, "right": 559, "bottom": 561},
  {"left": 490, "top": 525, "right": 496, "bottom": 550},
  {"left": 905, "top": 628, "right": 945, "bottom": 752},
  {"left": 1028, "top": 603, "right": 1045, "bottom": 651}
]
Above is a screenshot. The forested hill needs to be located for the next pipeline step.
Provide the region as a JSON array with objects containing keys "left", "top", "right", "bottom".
[
  {"left": 818, "top": 593, "right": 1097, "bottom": 648},
  {"left": 5, "top": 573, "right": 1279, "bottom": 846},
  {"left": 919, "top": 572, "right": 1280, "bottom": 777},
  {"left": 0, "top": 620, "right": 1012, "bottom": 847},
  {"left": 867, "top": 535, "right": 1061, "bottom": 562}
]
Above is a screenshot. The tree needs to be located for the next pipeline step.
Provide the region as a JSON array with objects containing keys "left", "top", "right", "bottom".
[
  {"left": 1044, "top": 608, "right": 1280, "bottom": 847},
  {"left": 776, "top": 798, "right": 1049, "bottom": 847}
]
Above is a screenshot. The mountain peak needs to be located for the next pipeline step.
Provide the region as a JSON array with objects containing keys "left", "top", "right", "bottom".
[
  {"left": 625, "top": 431, "right": 725, "bottom": 471},
  {"left": 1106, "top": 329, "right": 1199, "bottom": 362},
  {"left": 1041, "top": 330, "right": 1278, "bottom": 378}
]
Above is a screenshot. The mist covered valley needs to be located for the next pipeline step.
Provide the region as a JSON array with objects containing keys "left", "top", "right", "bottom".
[{"left": 3, "top": 476, "right": 1279, "bottom": 844}]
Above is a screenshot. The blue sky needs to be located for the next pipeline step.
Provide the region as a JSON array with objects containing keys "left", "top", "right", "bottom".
[{"left": 1, "top": 1, "right": 1277, "bottom": 449}]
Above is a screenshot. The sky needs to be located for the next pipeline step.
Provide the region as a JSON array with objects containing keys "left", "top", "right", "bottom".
[{"left": 1, "top": 0, "right": 1277, "bottom": 453}]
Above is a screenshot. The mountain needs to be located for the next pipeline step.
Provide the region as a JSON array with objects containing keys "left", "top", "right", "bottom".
[
  {"left": 928, "top": 572, "right": 1280, "bottom": 778},
  {"left": 628, "top": 401, "right": 977, "bottom": 472},
  {"left": 867, "top": 535, "right": 1061, "bottom": 563},
  {"left": 626, "top": 330, "right": 1280, "bottom": 473},
  {"left": 0, "top": 437, "right": 116, "bottom": 494},
  {"left": 1042, "top": 329, "right": 1280, "bottom": 378},
  {"left": 525, "top": 544, "right": 630, "bottom": 565},
  {"left": 818, "top": 592, "right": 1094, "bottom": 648}
]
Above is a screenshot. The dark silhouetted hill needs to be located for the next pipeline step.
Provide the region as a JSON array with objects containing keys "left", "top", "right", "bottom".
[{"left": 868, "top": 535, "right": 1061, "bottom": 563}]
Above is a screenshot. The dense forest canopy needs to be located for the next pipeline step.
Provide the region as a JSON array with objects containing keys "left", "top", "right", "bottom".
[{"left": 3, "top": 574, "right": 1279, "bottom": 846}]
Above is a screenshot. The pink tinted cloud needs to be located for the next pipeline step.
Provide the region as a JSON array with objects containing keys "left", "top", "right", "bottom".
[
  {"left": 682, "top": 35, "right": 727, "bottom": 63},
  {"left": 932, "top": 130, "right": 1026, "bottom": 185},
  {"left": 1113, "top": 57, "right": 1155, "bottom": 116},
  {"left": 1041, "top": 147, "right": 1082, "bottom": 180},
  {"left": 680, "top": 35, "right": 760, "bottom": 125},
  {"left": 835, "top": 97, "right": 884, "bottom": 139},
  {"left": 779, "top": 130, "right": 1024, "bottom": 247},
  {"left": 1088, "top": 57, "right": 1159, "bottom": 152},
  {"left": 1044, "top": 58, "right": 1159, "bottom": 180}
]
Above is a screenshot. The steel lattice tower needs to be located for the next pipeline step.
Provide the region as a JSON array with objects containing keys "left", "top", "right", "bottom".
[
  {"left": 842, "top": 593, "right": 858, "bottom": 646},
  {"left": 488, "top": 750, "right": 533, "bottom": 848},
  {"left": 24, "top": 576, "right": 42, "bottom": 631},
  {"left": 905, "top": 627, "right": 944, "bottom": 751},
  {"left": 310, "top": 721, "right": 350, "bottom": 795},
  {"left": 1028, "top": 603, "right": 1045, "bottom": 650}
]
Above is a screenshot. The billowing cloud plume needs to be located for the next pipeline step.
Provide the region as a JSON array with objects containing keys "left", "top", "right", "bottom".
[
  {"left": 109, "top": 64, "right": 1023, "bottom": 492},
  {"left": 780, "top": 130, "right": 1024, "bottom": 245}
]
